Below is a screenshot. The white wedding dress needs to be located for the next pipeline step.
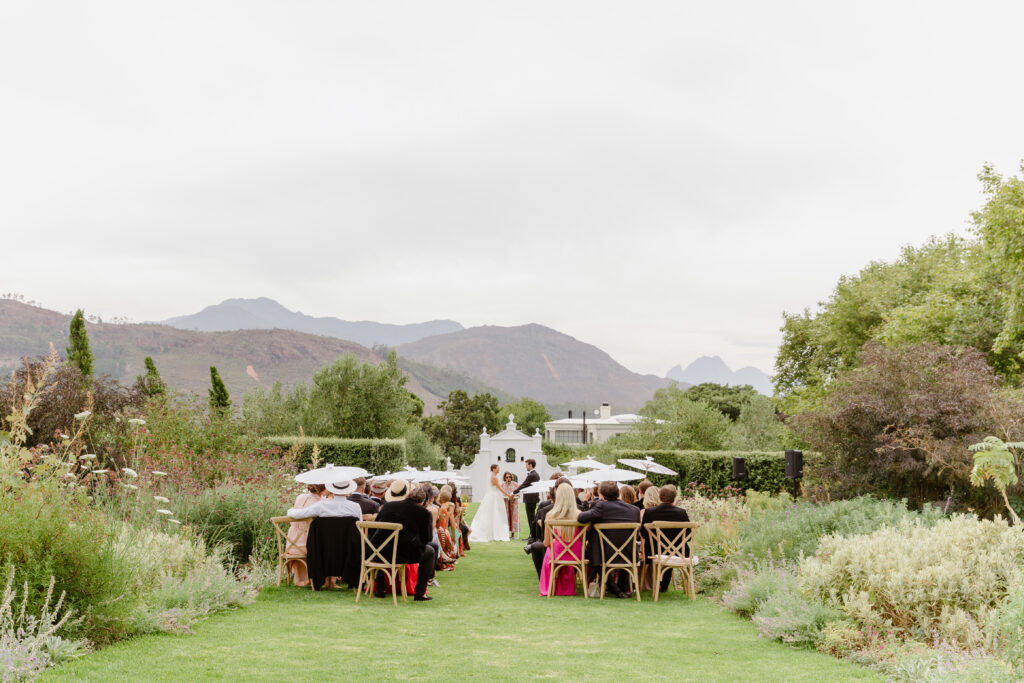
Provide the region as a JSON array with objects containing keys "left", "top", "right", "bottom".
[{"left": 469, "top": 480, "right": 511, "bottom": 543}]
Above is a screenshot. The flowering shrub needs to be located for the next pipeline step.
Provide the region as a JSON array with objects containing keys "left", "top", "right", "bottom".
[
  {"left": 173, "top": 485, "right": 290, "bottom": 565},
  {"left": 800, "top": 515, "right": 1024, "bottom": 647},
  {"left": 0, "top": 567, "right": 88, "bottom": 681}
]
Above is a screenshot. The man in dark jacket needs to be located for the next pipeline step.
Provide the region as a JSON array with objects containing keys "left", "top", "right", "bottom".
[
  {"left": 578, "top": 481, "right": 641, "bottom": 597},
  {"left": 512, "top": 459, "right": 541, "bottom": 541},
  {"left": 372, "top": 480, "right": 436, "bottom": 601},
  {"left": 348, "top": 477, "right": 381, "bottom": 515},
  {"left": 640, "top": 484, "right": 691, "bottom": 593}
]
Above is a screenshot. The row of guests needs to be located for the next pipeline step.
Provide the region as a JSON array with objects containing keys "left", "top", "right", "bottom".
[
  {"left": 285, "top": 477, "right": 470, "bottom": 601},
  {"left": 525, "top": 479, "right": 690, "bottom": 598}
]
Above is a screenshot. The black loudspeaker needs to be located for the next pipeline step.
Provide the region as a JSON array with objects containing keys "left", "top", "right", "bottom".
[
  {"left": 732, "top": 456, "right": 747, "bottom": 480},
  {"left": 785, "top": 450, "right": 803, "bottom": 479}
]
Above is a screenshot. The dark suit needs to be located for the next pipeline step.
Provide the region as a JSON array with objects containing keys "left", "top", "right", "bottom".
[
  {"left": 348, "top": 492, "right": 381, "bottom": 515},
  {"left": 372, "top": 499, "right": 436, "bottom": 597},
  {"left": 578, "top": 499, "right": 641, "bottom": 595},
  {"left": 512, "top": 468, "right": 541, "bottom": 538},
  {"left": 640, "top": 503, "right": 691, "bottom": 592},
  {"left": 526, "top": 499, "right": 555, "bottom": 576}
]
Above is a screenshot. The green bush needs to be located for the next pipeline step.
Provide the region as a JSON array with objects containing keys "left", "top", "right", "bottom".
[
  {"left": 800, "top": 515, "right": 1024, "bottom": 646},
  {"left": 736, "top": 495, "right": 943, "bottom": 563},
  {"left": 173, "top": 485, "right": 287, "bottom": 565},
  {"left": 0, "top": 484, "right": 136, "bottom": 645},
  {"left": 265, "top": 436, "right": 406, "bottom": 474},
  {"left": 612, "top": 449, "right": 809, "bottom": 493}
]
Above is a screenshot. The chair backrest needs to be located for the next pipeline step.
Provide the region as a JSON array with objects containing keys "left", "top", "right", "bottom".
[
  {"left": 270, "top": 516, "right": 309, "bottom": 558},
  {"left": 647, "top": 521, "right": 697, "bottom": 559},
  {"left": 593, "top": 522, "right": 641, "bottom": 568},
  {"left": 356, "top": 521, "right": 403, "bottom": 568},
  {"left": 545, "top": 520, "right": 588, "bottom": 565}
]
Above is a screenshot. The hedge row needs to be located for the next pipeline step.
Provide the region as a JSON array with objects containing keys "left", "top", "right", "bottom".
[
  {"left": 266, "top": 436, "right": 407, "bottom": 475},
  {"left": 611, "top": 450, "right": 817, "bottom": 493}
]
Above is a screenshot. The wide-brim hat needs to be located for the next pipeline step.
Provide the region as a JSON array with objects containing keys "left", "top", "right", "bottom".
[
  {"left": 369, "top": 481, "right": 388, "bottom": 496},
  {"left": 385, "top": 479, "right": 410, "bottom": 502},
  {"left": 325, "top": 480, "right": 357, "bottom": 496}
]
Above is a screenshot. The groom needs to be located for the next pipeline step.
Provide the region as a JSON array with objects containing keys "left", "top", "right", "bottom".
[{"left": 512, "top": 459, "right": 540, "bottom": 541}]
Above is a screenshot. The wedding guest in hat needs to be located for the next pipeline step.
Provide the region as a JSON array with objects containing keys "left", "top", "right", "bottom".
[
  {"left": 369, "top": 480, "right": 389, "bottom": 504},
  {"left": 287, "top": 483, "right": 325, "bottom": 586},
  {"left": 287, "top": 480, "right": 362, "bottom": 519},
  {"left": 372, "top": 480, "right": 437, "bottom": 601},
  {"left": 348, "top": 477, "right": 381, "bottom": 515}
]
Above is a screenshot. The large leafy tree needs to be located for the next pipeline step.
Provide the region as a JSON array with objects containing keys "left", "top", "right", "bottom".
[
  {"left": 680, "top": 383, "right": 760, "bottom": 421},
  {"left": 497, "top": 397, "right": 551, "bottom": 436},
  {"left": 973, "top": 162, "right": 1024, "bottom": 362},
  {"left": 65, "top": 309, "right": 95, "bottom": 378},
  {"left": 775, "top": 234, "right": 1012, "bottom": 412},
  {"left": 622, "top": 385, "right": 732, "bottom": 451},
  {"left": 301, "top": 351, "right": 414, "bottom": 438},
  {"left": 422, "top": 390, "right": 501, "bottom": 467},
  {"left": 793, "top": 342, "right": 1024, "bottom": 513}
]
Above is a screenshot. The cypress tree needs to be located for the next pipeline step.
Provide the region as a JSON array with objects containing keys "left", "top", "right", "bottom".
[
  {"left": 66, "top": 309, "right": 95, "bottom": 377},
  {"left": 208, "top": 366, "right": 231, "bottom": 412},
  {"left": 140, "top": 356, "right": 165, "bottom": 396}
]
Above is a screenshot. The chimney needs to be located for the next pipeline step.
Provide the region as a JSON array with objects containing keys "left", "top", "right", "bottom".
[{"left": 600, "top": 403, "right": 611, "bottom": 419}]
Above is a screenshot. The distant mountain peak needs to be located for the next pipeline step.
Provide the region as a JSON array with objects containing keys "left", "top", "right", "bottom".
[
  {"left": 666, "top": 356, "right": 773, "bottom": 395},
  {"left": 160, "top": 298, "right": 463, "bottom": 348}
]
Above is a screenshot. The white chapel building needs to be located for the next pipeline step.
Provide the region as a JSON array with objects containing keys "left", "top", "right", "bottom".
[{"left": 458, "top": 414, "right": 554, "bottom": 500}]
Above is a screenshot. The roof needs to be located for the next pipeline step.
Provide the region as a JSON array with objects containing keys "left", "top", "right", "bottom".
[{"left": 545, "top": 413, "right": 659, "bottom": 427}]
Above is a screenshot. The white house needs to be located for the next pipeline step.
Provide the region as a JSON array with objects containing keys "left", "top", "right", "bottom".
[
  {"left": 458, "top": 414, "right": 554, "bottom": 500},
  {"left": 543, "top": 403, "right": 648, "bottom": 445}
]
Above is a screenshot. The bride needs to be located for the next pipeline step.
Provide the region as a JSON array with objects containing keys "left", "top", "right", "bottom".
[{"left": 469, "top": 463, "right": 512, "bottom": 543}]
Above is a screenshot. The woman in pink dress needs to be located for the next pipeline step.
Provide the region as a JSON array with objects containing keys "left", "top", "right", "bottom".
[
  {"left": 287, "top": 484, "right": 325, "bottom": 586},
  {"left": 539, "top": 483, "right": 583, "bottom": 596},
  {"left": 500, "top": 472, "right": 520, "bottom": 538}
]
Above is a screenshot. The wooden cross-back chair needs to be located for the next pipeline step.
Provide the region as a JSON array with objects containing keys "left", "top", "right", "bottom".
[
  {"left": 355, "top": 521, "right": 406, "bottom": 606},
  {"left": 270, "top": 516, "right": 309, "bottom": 587},
  {"left": 544, "top": 520, "right": 589, "bottom": 599},
  {"left": 647, "top": 521, "right": 698, "bottom": 601},
  {"left": 593, "top": 522, "right": 642, "bottom": 601}
]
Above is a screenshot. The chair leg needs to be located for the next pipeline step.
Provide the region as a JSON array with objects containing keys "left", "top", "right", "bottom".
[
  {"left": 652, "top": 564, "right": 660, "bottom": 602},
  {"left": 277, "top": 558, "right": 283, "bottom": 587},
  {"left": 580, "top": 565, "right": 587, "bottom": 599},
  {"left": 687, "top": 567, "right": 696, "bottom": 600},
  {"left": 547, "top": 565, "right": 556, "bottom": 597},
  {"left": 390, "top": 568, "right": 399, "bottom": 606},
  {"left": 599, "top": 569, "right": 607, "bottom": 600},
  {"left": 355, "top": 567, "right": 365, "bottom": 602},
  {"left": 400, "top": 566, "right": 408, "bottom": 602},
  {"left": 632, "top": 568, "right": 641, "bottom": 601}
]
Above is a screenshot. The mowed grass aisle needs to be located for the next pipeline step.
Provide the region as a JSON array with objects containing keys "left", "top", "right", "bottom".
[{"left": 44, "top": 508, "right": 879, "bottom": 682}]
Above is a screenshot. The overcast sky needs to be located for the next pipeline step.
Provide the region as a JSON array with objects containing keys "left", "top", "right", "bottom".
[{"left": 3, "top": 1, "right": 1023, "bottom": 377}]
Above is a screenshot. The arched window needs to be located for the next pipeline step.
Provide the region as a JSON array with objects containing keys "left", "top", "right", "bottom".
[{"left": 505, "top": 448, "right": 516, "bottom": 463}]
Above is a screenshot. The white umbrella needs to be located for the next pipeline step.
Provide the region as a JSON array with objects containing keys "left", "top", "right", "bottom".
[
  {"left": 295, "top": 463, "right": 370, "bottom": 484},
  {"left": 578, "top": 468, "right": 646, "bottom": 483},
  {"left": 428, "top": 471, "right": 470, "bottom": 484},
  {"left": 520, "top": 476, "right": 591, "bottom": 495},
  {"left": 562, "top": 456, "right": 611, "bottom": 470},
  {"left": 617, "top": 456, "right": 678, "bottom": 476}
]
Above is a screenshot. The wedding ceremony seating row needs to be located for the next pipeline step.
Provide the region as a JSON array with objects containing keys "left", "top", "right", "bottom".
[{"left": 544, "top": 519, "right": 698, "bottom": 601}]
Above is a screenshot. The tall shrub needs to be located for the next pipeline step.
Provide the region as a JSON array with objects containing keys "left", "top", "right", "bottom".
[
  {"left": 65, "top": 309, "right": 94, "bottom": 378},
  {"left": 208, "top": 366, "right": 231, "bottom": 412}
]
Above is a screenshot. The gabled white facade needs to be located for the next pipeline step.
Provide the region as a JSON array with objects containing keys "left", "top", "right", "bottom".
[{"left": 458, "top": 414, "right": 553, "bottom": 500}]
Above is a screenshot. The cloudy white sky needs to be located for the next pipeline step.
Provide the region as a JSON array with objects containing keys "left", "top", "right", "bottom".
[{"left": 3, "top": 1, "right": 1023, "bottom": 377}]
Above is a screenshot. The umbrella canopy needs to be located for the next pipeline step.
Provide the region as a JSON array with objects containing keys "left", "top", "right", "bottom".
[
  {"left": 617, "top": 456, "right": 678, "bottom": 476},
  {"left": 519, "top": 476, "right": 590, "bottom": 495},
  {"left": 561, "top": 456, "right": 611, "bottom": 470},
  {"left": 577, "top": 468, "right": 646, "bottom": 483},
  {"left": 295, "top": 463, "right": 370, "bottom": 485},
  {"left": 428, "top": 471, "right": 470, "bottom": 485}
]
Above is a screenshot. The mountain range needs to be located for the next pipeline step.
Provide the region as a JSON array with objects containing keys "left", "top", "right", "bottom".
[
  {"left": 666, "top": 356, "right": 774, "bottom": 395},
  {"left": 161, "top": 297, "right": 462, "bottom": 348},
  {"left": 0, "top": 299, "right": 673, "bottom": 413}
]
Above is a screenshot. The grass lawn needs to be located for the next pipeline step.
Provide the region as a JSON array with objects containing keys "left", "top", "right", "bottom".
[{"left": 44, "top": 507, "right": 880, "bottom": 682}]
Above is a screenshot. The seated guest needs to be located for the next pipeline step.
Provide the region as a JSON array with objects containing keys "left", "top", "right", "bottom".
[
  {"left": 372, "top": 480, "right": 437, "bottom": 601},
  {"left": 369, "top": 480, "right": 389, "bottom": 505},
  {"left": 578, "top": 480, "right": 641, "bottom": 598},
  {"left": 641, "top": 485, "right": 660, "bottom": 510},
  {"left": 287, "top": 480, "right": 362, "bottom": 519},
  {"left": 539, "top": 483, "right": 583, "bottom": 596},
  {"left": 640, "top": 484, "right": 691, "bottom": 594},
  {"left": 348, "top": 477, "right": 381, "bottom": 515},
  {"left": 286, "top": 483, "right": 325, "bottom": 586},
  {"left": 447, "top": 482, "right": 470, "bottom": 551},
  {"left": 524, "top": 484, "right": 560, "bottom": 576},
  {"left": 635, "top": 480, "right": 654, "bottom": 509},
  {"left": 620, "top": 485, "right": 637, "bottom": 506}
]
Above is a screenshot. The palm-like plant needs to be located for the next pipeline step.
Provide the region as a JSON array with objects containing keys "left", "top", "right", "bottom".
[{"left": 969, "top": 436, "right": 1024, "bottom": 525}]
